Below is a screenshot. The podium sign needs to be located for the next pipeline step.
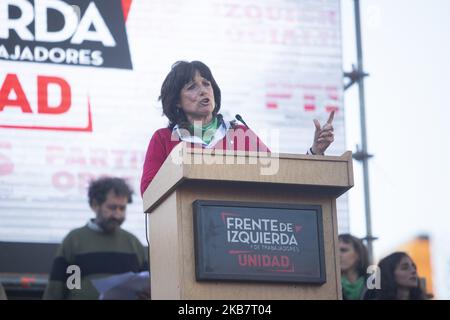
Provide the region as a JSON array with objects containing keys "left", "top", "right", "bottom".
[{"left": 193, "top": 200, "right": 326, "bottom": 284}]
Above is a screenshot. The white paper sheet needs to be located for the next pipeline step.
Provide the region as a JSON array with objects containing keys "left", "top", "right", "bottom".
[{"left": 91, "top": 271, "right": 150, "bottom": 300}]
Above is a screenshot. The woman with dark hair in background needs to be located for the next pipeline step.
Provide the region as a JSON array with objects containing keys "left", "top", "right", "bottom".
[
  {"left": 364, "top": 252, "right": 426, "bottom": 300},
  {"left": 339, "top": 234, "right": 369, "bottom": 300}
]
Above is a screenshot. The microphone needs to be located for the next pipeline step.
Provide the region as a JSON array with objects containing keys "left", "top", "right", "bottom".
[{"left": 235, "top": 114, "right": 250, "bottom": 129}]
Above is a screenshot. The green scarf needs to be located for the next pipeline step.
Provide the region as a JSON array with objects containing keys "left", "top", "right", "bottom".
[
  {"left": 189, "top": 117, "right": 219, "bottom": 145},
  {"left": 342, "top": 276, "right": 365, "bottom": 300}
]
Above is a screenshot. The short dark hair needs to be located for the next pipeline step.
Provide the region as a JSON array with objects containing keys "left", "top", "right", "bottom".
[
  {"left": 88, "top": 177, "right": 133, "bottom": 206},
  {"left": 372, "top": 252, "right": 425, "bottom": 300},
  {"left": 338, "top": 233, "right": 369, "bottom": 278},
  {"left": 159, "top": 60, "right": 221, "bottom": 129}
]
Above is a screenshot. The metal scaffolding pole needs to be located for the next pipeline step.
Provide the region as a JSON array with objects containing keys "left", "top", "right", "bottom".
[
  {"left": 354, "top": 0, "right": 375, "bottom": 263},
  {"left": 345, "top": 0, "right": 376, "bottom": 263}
]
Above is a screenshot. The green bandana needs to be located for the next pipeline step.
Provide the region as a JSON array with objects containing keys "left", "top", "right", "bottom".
[
  {"left": 342, "top": 276, "right": 365, "bottom": 300},
  {"left": 189, "top": 117, "right": 219, "bottom": 145}
]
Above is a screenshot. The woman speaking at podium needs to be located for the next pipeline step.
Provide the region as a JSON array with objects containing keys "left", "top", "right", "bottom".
[{"left": 140, "top": 60, "right": 335, "bottom": 195}]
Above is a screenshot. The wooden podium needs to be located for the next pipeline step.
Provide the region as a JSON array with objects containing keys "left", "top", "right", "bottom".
[{"left": 143, "top": 143, "right": 353, "bottom": 299}]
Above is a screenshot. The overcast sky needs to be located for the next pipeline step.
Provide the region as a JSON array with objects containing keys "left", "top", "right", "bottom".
[{"left": 341, "top": 0, "right": 450, "bottom": 296}]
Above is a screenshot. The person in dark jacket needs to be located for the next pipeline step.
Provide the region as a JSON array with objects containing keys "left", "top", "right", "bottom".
[{"left": 44, "top": 177, "right": 149, "bottom": 300}]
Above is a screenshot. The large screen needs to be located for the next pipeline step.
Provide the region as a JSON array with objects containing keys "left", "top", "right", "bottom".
[{"left": 0, "top": 0, "right": 347, "bottom": 244}]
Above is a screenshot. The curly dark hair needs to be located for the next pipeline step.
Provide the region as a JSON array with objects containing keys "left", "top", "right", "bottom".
[
  {"left": 338, "top": 233, "right": 369, "bottom": 278},
  {"left": 88, "top": 177, "right": 133, "bottom": 206},
  {"left": 159, "top": 60, "right": 222, "bottom": 129}
]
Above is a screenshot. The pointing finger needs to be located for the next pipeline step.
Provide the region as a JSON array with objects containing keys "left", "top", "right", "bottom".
[{"left": 326, "top": 110, "right": 335, "bottom": 125}]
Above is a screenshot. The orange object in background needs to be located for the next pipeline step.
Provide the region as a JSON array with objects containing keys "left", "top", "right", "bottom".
[{"left": 397, "top": 235, "right": 434, "bottom": 297}]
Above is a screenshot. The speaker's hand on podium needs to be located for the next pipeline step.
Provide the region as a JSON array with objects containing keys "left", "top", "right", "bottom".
[{"left": 311, "top": 110, "right": 335, "bottom": 155}]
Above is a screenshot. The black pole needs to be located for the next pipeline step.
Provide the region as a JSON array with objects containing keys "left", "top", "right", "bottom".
[{"left": 353, "top": 0, "right": 375, "bottom": 264}]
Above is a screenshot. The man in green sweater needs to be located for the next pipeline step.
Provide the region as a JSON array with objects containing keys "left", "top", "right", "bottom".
[{"left": 43, "top": 177, "right": 149, "bottom": 300}]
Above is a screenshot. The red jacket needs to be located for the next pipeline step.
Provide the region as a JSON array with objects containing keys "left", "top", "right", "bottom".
[{"left": 140, "top": 125, "right": 269, "bottom": 195}]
